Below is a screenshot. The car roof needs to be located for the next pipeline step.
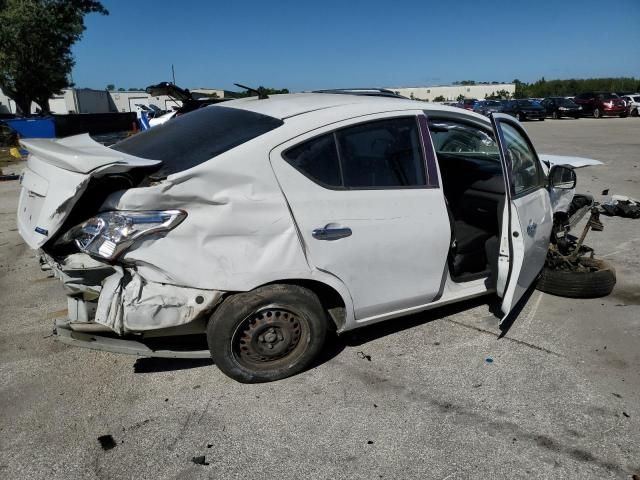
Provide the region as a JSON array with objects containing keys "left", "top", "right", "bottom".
[{"left": 217, "top": 92, "right": 487, "bottom": 122}]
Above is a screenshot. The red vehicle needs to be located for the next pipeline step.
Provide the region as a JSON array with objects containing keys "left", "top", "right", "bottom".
[
  {"left": 573, "top": 92, "right": 627, "bottom": 118},
  {"left": 456, "top": 98, "right": 478, "bottom": 110}
]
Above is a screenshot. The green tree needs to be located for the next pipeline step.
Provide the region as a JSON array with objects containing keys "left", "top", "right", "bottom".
[
  {"left": 106, "top": 84, "right": 115, "bottom": 91},
  {"left": 433, "top": 95, "right": 446, "bottom": 102},
  {"left": 456, "top": 94, "right": 465, "bottom": 101},
  {"left": 0, "top": 0, "right": 108, "bottom": 115}
]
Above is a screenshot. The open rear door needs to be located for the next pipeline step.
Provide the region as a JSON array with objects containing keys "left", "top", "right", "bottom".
[{"left": 490, "top": 114, "right": 553, "bottom": 323}]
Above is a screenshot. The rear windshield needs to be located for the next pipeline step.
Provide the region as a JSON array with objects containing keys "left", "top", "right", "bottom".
[{"left": 112, "top": 106, "right": 283, "bottom": 178}]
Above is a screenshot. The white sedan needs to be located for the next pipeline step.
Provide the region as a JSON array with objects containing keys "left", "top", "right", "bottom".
[{"left": 17, "top": 91, "right": 581, "bottom": 382}]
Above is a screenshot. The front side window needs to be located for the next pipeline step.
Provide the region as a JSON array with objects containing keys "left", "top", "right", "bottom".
[
  {"left": 500, "top": 122, "right": 543, "bottom": 195},
  {"left": 284, "top": 117, "right": 427, "bottom": 189}
]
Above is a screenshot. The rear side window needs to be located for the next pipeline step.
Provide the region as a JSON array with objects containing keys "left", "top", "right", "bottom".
[
  {"left": 284, "top": 117, "right": 426, "bottom": 189},
  {"left": 283, "top": 133, "right": 341, "bottom": 187},
  {"left": 112, "top": 106, "right": 283, "bottom": 178}
]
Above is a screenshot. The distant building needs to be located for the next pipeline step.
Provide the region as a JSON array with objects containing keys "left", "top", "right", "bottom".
[
  {"left": 387, "top": 83, "right": 516, "bottom": 101},
  {"left": 0, "top": 86, "right": 227, "bottom": 114}
]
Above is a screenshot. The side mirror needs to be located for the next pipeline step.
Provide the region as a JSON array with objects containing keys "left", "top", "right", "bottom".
[{"left": 549, "top": 165, "right": 577, "bottom": 189}]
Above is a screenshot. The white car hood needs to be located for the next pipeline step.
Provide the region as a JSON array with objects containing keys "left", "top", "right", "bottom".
[
  {"left": 539, "top": 154, "right": 604, "bottom": 169},
  {"left": 539, "top": 154, "right": 603, "bottom": 213}
]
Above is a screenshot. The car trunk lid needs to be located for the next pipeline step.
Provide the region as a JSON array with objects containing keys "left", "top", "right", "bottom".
[{"left": 17, "top": 134, "right": 161, "bottom": 249}]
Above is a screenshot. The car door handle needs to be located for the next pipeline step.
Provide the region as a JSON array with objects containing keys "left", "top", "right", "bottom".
[{"left": 312, "top": 224, "right": 352, "bottom": 241}]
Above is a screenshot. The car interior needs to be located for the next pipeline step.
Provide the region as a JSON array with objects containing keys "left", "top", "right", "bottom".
[{"left": 429, "top": 119, "right": 505, "bottom": 284}]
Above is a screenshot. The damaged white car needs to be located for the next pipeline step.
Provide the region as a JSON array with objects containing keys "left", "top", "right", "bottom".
[{"left": 18, "top": 91, "right": 585, "bottom": 383}]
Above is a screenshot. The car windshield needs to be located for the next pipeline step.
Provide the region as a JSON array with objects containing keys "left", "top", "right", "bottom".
[
  {"left": 112, "top": 106, "right": 283, "bottom": 178},
  {"left": 516, "top": 100, "right": 536, "bottom": 106},
  {"left": 633, "top": 96, "right": 640, "bottom": 102},
  {"left": 558, "top": 98, "right": 577, "bottom": 106},
  {"left": 485, "top": 101, "right": 501, "bottom": 106},
  {"left": 600, "top": 93, "right": 618, "bottom": 100}
]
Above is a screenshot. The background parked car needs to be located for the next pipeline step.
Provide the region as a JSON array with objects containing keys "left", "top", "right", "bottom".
[
  {"left": 456, "top": 98, "right": 478, "bottom": 111},
  {"left": 500, "top": 99, "right": 546, "bottom": 121},
  {"left": 541, "top": 97, "right": 582, "bottom": 119},
  {"left": 573, "top": 92, "right": 627, "bottom": 118},
  {"left": 621, "top": 94, "right": 640, "bottom": 117},
  {"left": 472, "top": 100, "right": 503, "bottom": 116}
]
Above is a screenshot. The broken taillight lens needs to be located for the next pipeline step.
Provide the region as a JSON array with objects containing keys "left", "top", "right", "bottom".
[{"left": 64, "top": 210, "right": 186, "bottom": 261}]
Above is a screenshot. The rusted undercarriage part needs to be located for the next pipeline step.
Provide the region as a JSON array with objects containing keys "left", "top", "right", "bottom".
[{"left": 547, "top": 206, "right": 604, "bottom": 272}]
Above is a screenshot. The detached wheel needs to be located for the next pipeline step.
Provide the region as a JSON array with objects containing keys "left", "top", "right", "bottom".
[
  {"left": 536, "top": 258, "right": 616, "bottom": 298},
  {"left": 207, "top": 284, "right": 327, "bottom": 383}
]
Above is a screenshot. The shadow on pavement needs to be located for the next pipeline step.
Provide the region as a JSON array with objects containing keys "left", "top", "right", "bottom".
[
  {"left": 342, "top": 295, "right": 495, "bottom": 347},
  {"left": 134, "top": 357, "right": 213, "bottom": 374}
]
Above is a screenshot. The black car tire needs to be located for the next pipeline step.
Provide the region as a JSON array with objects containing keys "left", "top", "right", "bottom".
[
  {"left": 593, "top": 108, "right": 601, "bottom": 118},
  {"left": 518, "top": 112, "right": 526, "bottom": 121},
  {"left": 573, "top": 115, "right": 580, "bottom": 119},
  {"left": 539, "top": 117, "right": 545, "bottom": 121},
  {"left": 552, "top": 111, "right": 559, "bottom": 119},
  {"left": 620, "top": 113, "right": 628, "bottom": 118},
  {"left": 536, "top": 258, "right": 616, "bottom": 298},
  {"left": 631, "top": 108, "right": 639, "bottom": 117},
  {"left": 207, "top": 284, "right": 328, "bottom": 383}
]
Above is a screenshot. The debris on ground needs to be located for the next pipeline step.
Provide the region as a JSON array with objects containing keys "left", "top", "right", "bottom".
[
  {"left": 356, "top": 351, "right": 372, "bottom": 361},
  {"left": 600, "top": 195, "right": 640, "bottom": 219},
  {"left": 192, "top": 455, "right": 210, "bottom": 465},
  {"left": 97, "top": 435, "right": 117, "bottom": 451},
  {"left": 485, "top": 357, "right": 494, "bottom": 364}
]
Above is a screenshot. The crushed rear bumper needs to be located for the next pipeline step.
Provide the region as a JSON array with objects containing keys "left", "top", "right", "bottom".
[{"left": 53, "top": 319, "right": 211, "bottom": 359}]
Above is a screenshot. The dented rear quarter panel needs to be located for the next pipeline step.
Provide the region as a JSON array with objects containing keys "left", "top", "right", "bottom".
[{"left": 101, "top": 130, "right": 354, "bottom": 319}]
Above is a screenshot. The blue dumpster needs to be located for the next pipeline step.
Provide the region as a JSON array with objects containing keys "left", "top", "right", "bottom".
[{"left": 5, "top": 117, "right": 56, "bottom": 138}]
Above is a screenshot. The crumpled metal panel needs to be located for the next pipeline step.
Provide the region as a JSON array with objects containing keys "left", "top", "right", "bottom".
[
  {"left": 101, "top": 136, "right": 312, "bottom": 291},
  {"left": 94, "top": 268, "right": 223, "bottom": 334}
]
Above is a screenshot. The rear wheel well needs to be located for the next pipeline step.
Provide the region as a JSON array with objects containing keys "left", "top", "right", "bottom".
[{"left": 264, "top": 279, "right": 346, "bottom": 332}]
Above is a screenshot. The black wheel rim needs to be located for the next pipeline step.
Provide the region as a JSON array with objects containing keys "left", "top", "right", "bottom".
[{"left": 232, "top": 306, "right": 310, "bottom": 370}]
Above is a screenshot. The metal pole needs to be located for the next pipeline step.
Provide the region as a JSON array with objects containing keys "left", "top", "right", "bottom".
[{"left": 171, "top": 64, "right": 176, "bottom": 85}]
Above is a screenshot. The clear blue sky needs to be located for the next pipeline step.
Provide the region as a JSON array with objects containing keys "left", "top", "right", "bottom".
[{"left": 71, "top": 0, "right": 640, "bottom": 92}]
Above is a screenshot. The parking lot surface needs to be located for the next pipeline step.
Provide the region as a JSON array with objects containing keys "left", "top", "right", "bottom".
[{"left": 1, "top": 118, "right": 639, "bottom": 479}]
